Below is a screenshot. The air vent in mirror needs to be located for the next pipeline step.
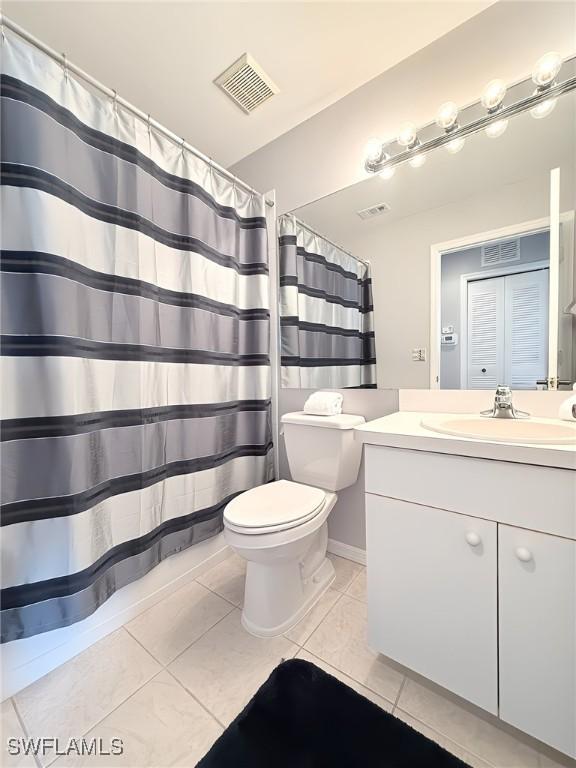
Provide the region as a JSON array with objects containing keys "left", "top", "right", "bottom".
[
  {"left": 481, "top": 239, "right": 520, "bottom": 267},
  {"left": 357, "top": 202, "right": 391, "bottom": 220},
  {"left": 215, "top": 53, "right": 279, "bottom": 114}
]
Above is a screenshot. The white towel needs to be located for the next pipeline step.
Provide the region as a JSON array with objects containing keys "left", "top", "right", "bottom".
[{"left": 303, "top": 391, "right": 343, "bottom": 416}]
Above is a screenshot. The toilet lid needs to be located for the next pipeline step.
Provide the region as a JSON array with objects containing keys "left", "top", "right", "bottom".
[{"left": 224, "top": 480, "right": 326, "bottom": 530}]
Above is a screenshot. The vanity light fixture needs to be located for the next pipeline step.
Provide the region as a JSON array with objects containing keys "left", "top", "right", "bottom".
[
  {"left": 484, "top": 119, "right": 509, "bottom": 138},
  {"left": 408, "top": 153, "right": 426, "bottom": 168},
  {"left": 481, "top": 79, "right": 507, "bottom": 113},
  {"left": 435, "top": 101, "right": 459, "bottom": 131},
  {"left": 445, "top": 137, "right": 465, "bottom": 154},
  {"left": 397, "top": 122, "right": 419, "bottom": 148},
  {"left": 530, "top": 98, "right": 557, "bottom": 119},
  {"left": 365, "top": 138, "right": 385, "bottom": 165},
  {"left": 532, "top": 51, "right": 562, "bottom": 89},
  {"left": 529, "top": 52, "right": 561, "bottom": 121},
  {"left": 363, "top": 50, "right": 574, "bottom": 176},
  {"left": 379, "top": 165, "right": 395, "bottom": 180}
]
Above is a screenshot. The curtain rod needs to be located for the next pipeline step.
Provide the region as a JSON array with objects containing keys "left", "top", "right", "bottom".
[
  {"left": 0, "top": 14, "right": 274, "bottom": 208},
  {"left": 289, "top": 214, "right": 370, "bottom": 268}
]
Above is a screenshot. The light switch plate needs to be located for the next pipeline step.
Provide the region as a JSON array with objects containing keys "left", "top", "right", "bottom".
[{"left": 412, "top": 348, "right": 427, "bottom": 362}]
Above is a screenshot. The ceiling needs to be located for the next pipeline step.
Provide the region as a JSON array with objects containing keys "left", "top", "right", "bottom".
[
  {"left": 3, "top": 1, "right": 493, "bottom": 167},
  {"left": 294, "top": 91, "right": 576, "bottom": 252}
]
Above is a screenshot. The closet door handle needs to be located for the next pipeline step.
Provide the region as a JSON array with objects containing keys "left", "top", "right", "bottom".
[
  {"left": 515, "top": 547, "right": 533, "bottom": 563},
  {"left": 465, "top": 532, "right": 481, "bottom": 547}
]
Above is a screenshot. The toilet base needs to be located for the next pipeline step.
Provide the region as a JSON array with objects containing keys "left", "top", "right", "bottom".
[
  {"left": 241, "top": 554, "right": 335, "bottom": 638},
  {"left": 224, "top": 492, "right": 338, "bottom": 639}
]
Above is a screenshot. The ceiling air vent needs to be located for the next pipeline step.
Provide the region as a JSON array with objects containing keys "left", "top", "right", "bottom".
[
  {"left": 215, "top": 53, "right": 279, "bottom": 114},
  {"left": 481, "top": 239, "right": 521, "bottom": 267},
  {"left": 357, "top": 202, "right": 391, "bottom": 220}
]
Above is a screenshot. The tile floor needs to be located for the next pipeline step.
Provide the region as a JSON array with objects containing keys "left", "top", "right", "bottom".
[{"left": 2, "top": 553, "right": 574, "bottom": 768}]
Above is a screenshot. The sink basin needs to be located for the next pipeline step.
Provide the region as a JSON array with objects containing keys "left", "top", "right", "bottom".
[{"left": 421, "top": 415, "right": 576, "bottom": 445}]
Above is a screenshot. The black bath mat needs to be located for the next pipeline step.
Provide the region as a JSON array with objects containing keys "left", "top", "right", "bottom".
[{"left": 197, "top": 659, "right": 470, "bottom": 767}]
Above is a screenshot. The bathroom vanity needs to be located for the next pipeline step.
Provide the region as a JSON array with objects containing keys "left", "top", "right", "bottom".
[{"left": 356, "top": 412, "right": 576, "bottom": 758}]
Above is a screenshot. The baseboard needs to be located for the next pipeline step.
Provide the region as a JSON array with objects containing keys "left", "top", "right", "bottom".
[
  {"left": 327, "top": 538, "right": 366, "bottom": 566},
  {"left": 1, "top": 537, "right": 231, "bottom": 700}
]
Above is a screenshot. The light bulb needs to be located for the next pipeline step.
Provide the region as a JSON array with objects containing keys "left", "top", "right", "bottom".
[
  {"left": 379, "top": 165, "right": 395, "bottom": 180},
  {"left": 445, "top": 137, "right": 465, "bottom": 154},
  {"left": 365, "top": 138, "right": 384, "bottom": 164},
  {"left": 408, "top": 153, "right": 426, "bottom": 168},
  {"left": 435, "top": 101, "right": 459, "bottom": 131},
  {"left": 485, "top": 119, "right": 508, "bottom": 138},
  {"left": 481, "top": 79, "right": 507, "bottom": 112},
  {"left": 397, "top": 122, "right": 418, "bottom": 147},
  {"left": 532, "top": 52, "right": 562, "bottom": 88},
  {"left": 530, "top": 98, "right": 557, "bottom": 119}
]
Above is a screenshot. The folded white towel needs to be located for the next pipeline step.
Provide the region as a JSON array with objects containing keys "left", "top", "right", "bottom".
[{"left": 303, "top": 391, "right": 343, "bottom": 416}]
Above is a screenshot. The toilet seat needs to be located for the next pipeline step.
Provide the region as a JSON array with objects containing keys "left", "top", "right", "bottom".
[{"left": 224, "top": 479, "right": 326, "bottom": 535}]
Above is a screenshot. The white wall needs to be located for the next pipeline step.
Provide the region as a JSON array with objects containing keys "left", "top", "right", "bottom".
[{"left": 232, "top": 2, "right": 576, "bottom": 214}]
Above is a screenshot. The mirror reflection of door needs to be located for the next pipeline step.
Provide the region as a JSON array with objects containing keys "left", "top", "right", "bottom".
[
  {"left": 466, "top": 269, "right": 549, "bottom": 389},
  {"left": 440, "top": 229, "right": 550, "bottom": 390}
]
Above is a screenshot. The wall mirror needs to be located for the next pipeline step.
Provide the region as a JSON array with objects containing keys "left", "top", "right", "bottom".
[{"left": 279, "top": 87, "right": 575, "bottom": 390}]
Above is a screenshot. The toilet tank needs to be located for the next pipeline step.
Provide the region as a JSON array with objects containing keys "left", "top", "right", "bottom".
[{"left": 281, "top": 412, "right": 365, "bottom": 491}]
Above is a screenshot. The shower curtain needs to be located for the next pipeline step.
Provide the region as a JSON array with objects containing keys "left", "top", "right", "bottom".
[
  {"left": 278, "top": 215, "right": 376, "bottom": 388},
  {"left": 0, "top": 31, "right": 274, "bottom": 642}
]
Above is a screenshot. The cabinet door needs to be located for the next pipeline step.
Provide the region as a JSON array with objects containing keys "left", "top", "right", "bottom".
[
  {"left": 366, "top": 495, "right": 498, "bottom": 713},
  {"left": 499, "top": 526, "right": 576, "bottom": 757}
]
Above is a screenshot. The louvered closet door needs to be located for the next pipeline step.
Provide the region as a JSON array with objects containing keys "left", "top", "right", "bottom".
[
  {"left": 467, "top": 277, "right": 505, "bottom": 388},
  {"left": 504, "top": 270, "right": 549, "bottom": 389}
]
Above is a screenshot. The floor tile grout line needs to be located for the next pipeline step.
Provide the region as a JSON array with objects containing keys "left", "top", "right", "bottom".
[
  {"left": 336, "top": 587, "right": 366, "bottom": 604},
  {"left": 51, "top": 665, "right": 174, "bottom": 763},
  {"left": 167, "top": 605, "right": 241, "bottom": 669},
  {"left": 391, "top": 676, "right": 407, "bottom": 712},
  {"left": 393, "top": 707, "right": 498, "bottom": 768},
  {"left": 28, "top": 630, "right": 161, "bottom": 768},
  {"left": 284, "top": 589, "right": 344, "bottom": 648},
  {"left": 124, "top": 625, "right": 170, "bottom": 668},
  {"left": 10, "top": 695, "right": 43, "bottom": 768},
  {"left": 163, "top": 667, "right": 227, "bottom": 731},
  {"left": 125, "top": 597, "right": 236, "bottom": 669},
  {"left": 343, "top": 567, "right": 365, "bottom": 597},
  {"left": 194, "top": 573, "right": 244, "bottom": 610},
  {"left": 68, "top": 629, "right": 161, "bottom": 741},
  {"left": 296, "top": 590, "right": 346, "bottom": 648},
  {"left": 300, "top": 647, "right": 396, "bottom": 711},
  {"left": 300, "top": 596, "right": 410, "bottom": 708}
]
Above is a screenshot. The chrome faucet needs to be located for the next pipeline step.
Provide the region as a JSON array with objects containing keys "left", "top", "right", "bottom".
[{"left": 480, "top": 386, "right": 530, "bottom": 419}]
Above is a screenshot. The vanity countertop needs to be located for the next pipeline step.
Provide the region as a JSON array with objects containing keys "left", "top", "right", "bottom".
[{"left": 355, "top": 411, "right": 576, "bottom": 470}]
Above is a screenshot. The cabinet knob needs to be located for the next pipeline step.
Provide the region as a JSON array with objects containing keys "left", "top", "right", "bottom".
[
  {"left": 465, "top": 532, "right": 481, "bottom": 547},
  {"left": 515, "top": 547, "right": 533, "bottom": 563}
]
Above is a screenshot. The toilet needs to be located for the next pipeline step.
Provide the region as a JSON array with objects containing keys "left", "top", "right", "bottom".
[{"left": 223, "top": 411, "right": 365, "bottom": 637}]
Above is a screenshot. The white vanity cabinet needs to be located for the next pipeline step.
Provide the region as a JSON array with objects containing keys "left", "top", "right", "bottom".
[
  {"left": 499, "top": 526, "right": 576, "bottom": 757},
  {"left": 366, "top": 495, "right": 498, "bottom": 714},
  {"left": 363, "top": 443, "right": 576, "bottom": 758}
]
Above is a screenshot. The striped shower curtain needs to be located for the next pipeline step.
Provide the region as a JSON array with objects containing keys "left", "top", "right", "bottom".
[
  {"left": 278, "top": 215, "right": 376, "bottom": 388},
  {"left": 0, "top": 30, "right": 273, "bottom": 642}
]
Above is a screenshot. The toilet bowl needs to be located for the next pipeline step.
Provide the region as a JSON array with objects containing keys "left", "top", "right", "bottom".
[
  {"left": 223, "top": 411, "right": 365, "bottom": 637},
  {"left": 224, "top": 480, "right": 337, "bottom": 636}
]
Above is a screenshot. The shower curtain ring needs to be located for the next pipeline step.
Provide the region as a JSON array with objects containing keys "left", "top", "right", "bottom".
[
  {"left": 112, "top": 90, "right": 118, "bottom": 114},
  {"left": 180, "top": 138, "right": 186, "bottom": 156},
  {"left": 62, "top": 53, "right": 69, "bottom": 82},
  {"left": 147, "top": 113, "right": 152, "bottom": 136}
]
